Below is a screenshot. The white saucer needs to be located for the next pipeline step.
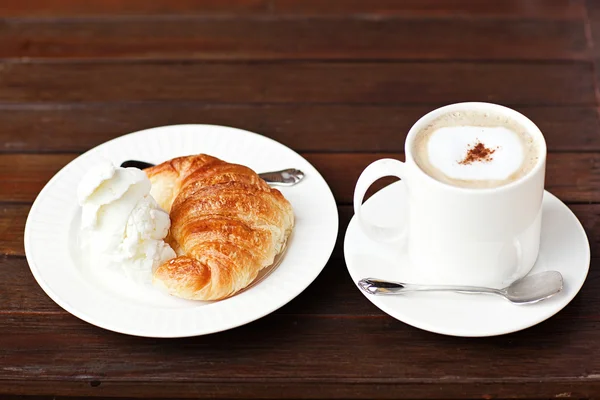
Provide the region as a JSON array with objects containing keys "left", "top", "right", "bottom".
[
  {"left": 344, "top": 181, "right": 590, "bottom": 337},
  {"left": 25, "top": 124, "right": 338, "bottom": 337}
]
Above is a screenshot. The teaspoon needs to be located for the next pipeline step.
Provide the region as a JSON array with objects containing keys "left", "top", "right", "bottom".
[
  {"left": 358, "top": 271, "right": 563, "bottom": 305},
  {"left": 120, "top": 160, "right": 305, "bottom": 187}
]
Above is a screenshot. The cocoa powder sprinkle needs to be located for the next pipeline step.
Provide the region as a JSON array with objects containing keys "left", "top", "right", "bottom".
[{"left": 459, "top": 141, "right": 496, "bottom": 165}]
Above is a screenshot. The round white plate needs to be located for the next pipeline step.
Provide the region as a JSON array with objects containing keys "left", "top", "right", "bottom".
[
  {"left": 25, "top": 124, "right": 338, "bottom": 337},
  {"left": 344, "top": 181, "right": 590, "bottom": 337}
]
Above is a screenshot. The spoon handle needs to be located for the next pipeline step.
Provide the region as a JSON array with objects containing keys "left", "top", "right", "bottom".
[
  {"left": 358, "top": 278, "right": 503, "bottom": 297},
  {"left": 257, "top": 168, "right": 305, "bottom": 186},
  {"left": 120, "top": 160, "right": 304, "bottom": 187}
]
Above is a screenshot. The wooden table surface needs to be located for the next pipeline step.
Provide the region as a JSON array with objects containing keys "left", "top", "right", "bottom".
[{"left": 2, "top": 0, "right": 600, "bottom": 399}]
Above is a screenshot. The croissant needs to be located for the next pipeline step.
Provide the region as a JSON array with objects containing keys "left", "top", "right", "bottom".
[{"left": 145, "top": 154, "right": 294, "bottom": 300}]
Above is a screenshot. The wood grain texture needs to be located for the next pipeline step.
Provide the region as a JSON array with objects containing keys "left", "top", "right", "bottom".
[
  {"left": 585, "top": 0, "right": 600, "bottom": 57},
  {"left": 0, "top": 62, "right": 593, "bottom": 105},
  {"left": 0, "top": 204, "right": 30, "bottom": 256},
  {"left": 0, "top": 380, "right": 598, "bottom": 399},
  {"left": 586, "top": 0, "right": 600, "bottom": 104},
  {"left": 0, "top": 0, "right": 268, "bottom": 17},
  {"left": 0, "top": 0, "right": 585, "bottom": 18},
  {"left": 3, "top": 152, "right": 600, "bottom": 204},
  {"left": 0, "top": 154, "right": 76, "bottom": 203},
  {"left": 0, "top": 268, "right": 598, "bottom": 400},
  {"left": 274, "top": 0, "right": 586, "bottom": 18},
  {"left": 0, "top": 19, "right": 586, "bottom": 61},
  {"left": 1, "top": 105, "right": 599, "bottom": 153}
]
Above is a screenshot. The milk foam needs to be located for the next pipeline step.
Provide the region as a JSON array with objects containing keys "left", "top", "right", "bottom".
[
  {"left": 413, "top": 110, "right": 539, "bottom": 188},
  {"left": 427, "top": 126, "right": 524, "bottom": 181}
]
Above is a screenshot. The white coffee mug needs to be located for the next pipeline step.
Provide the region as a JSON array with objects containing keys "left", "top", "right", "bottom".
[{"left": 353, "top": 102, "right": 547, "bottom": 287}]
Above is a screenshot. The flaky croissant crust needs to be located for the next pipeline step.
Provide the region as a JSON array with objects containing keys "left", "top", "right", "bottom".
[{"left": 145, "top": 154, "right": 294, "bottom": 300}]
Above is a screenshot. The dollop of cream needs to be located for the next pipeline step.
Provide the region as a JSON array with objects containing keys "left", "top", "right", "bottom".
[{"left": 77, "top": 161, "right": 176, "bottom": 283}]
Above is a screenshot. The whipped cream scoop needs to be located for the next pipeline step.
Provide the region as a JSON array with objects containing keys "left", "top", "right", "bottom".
[{"left": 77, "top": 162, "right": 175, "bottom": 283}]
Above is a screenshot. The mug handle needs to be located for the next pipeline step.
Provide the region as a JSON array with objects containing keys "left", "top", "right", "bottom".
[{"left": 353, "top": 158, "right": 408, "bottom": 242}]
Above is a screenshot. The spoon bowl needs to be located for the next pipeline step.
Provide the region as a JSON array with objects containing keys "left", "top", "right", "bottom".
[{"left": 501, "top": 271, "right": 563, "bottom": 304}]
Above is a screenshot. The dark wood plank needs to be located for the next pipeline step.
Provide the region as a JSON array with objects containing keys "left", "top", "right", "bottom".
[
  {"left": 0, "top": 19, "right": 586, "bottom": 61},
  {"left": 2, "top": 105, "right": 599, "bottom": 153},
  {"left": 544, "top": 152, "right": 600, "bottom": 203},
  {"left": 274, "top": 0, "right": 586, "bottom": 19},
  {"left": 0, "top": 62, "right": 593, "bottom": 105},
  {"left": 585, "top": 0, "right": 600, "bottom": 97},
  {"left": 1, "top": 154, "right": 76, "bottom": 203},
  {"left": 0, "top": 0, "right": 584, "bottom": 18},
  {"left": 3, "top": 153, "right": 600, "bottom": 204},
  {"left": 0, "top": 380, "right": 598, "bottom": 400},
  {"left": 0, "top": 0, "right": 268, "bottom": 17},
  {"left": 0, "top": 274, "right": 599, "bottom": 400},
  {"left": 0, "top": 204, "right": 30, "bottom": 256},
  {"left": 0, "top": 296, "right": 598, "bottom": 381},
  {"left": 0, "top": 257, "right": 64, "bottom": 314},
  {"left": 586, "top": 0, "right": 600, "bottom": 58},
  {"left": 568, "top": 204, "right": 600, "bottom": 254}
]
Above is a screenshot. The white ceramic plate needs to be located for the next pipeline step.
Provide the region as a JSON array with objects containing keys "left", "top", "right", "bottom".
[
  {"left": 25, "top": 125, "right": 338, "bottom": 337},
  {"left": 344, "top": 181, "right": 590, "bottom": 337}
]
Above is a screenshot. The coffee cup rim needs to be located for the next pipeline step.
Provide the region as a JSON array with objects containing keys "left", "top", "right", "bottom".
[{"left": 404, "top": 102, "right": 547, "bottom": 193}]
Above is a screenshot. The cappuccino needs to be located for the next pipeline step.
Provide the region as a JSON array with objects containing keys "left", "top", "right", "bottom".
[{"left": 412, "top": 110, "right": 539, "bottom": 189}]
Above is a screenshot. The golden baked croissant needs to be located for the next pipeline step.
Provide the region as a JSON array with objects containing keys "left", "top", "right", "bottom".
[{"left": 145, "top": 154, "right": 294, "bottom": 300}]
